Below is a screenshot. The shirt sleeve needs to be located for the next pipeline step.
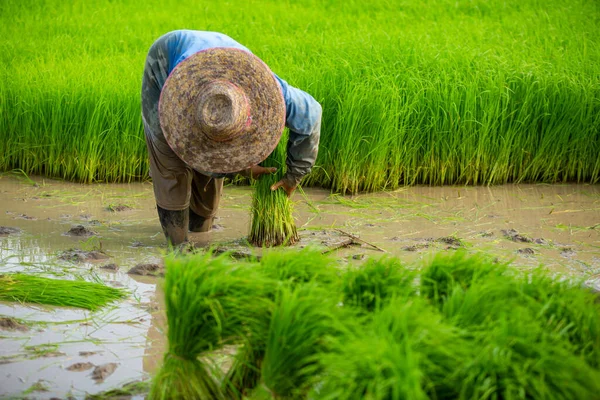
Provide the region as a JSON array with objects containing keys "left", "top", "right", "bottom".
[{"left": 274, "top": 76, "right": 322, "bottom": 187}]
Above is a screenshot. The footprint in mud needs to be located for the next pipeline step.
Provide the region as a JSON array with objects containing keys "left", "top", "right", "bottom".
[
  {"left": 0, "top": 317, "right": 29, "bottom": 332},
  {"left": 65, "top": 225, "right": 97, "bottom": 237},
  {"left": 127, "top": 263, "right": 164, "bottom": 277},
  {"left": 91, "top": 362, "right": 118, "bottom": 383},
  {"left": 0, "top": 226, "right": 22, "bottom": 236}
]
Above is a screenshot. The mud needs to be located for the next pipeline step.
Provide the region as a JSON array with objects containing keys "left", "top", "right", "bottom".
[
  {"left": 100, "top": 263, "right": 119, "bottom": 271},
  {"left": 91, "top": 363, "right": 118, "bottom": 383},
  {"left": 0, "top": 317, "right": 29, "bottom": 332},
  {"left": 107, "top": 204, "right": 133, "bottom": 212},
  {"left": 66, "top": 362, "right": 95, "bottom": 372},
  {"left": 66, "top": 225, "right": 97, "bottom": 237},
  {"left": 127, "top": 263, "right": 164, "bottom": 277},
  {"left": 0, "top": 226, "right": 21, "bottom": 235},
  {"left": 59, "top": 249, "right": 110, "bottom": 263},
  {"left": 0, "top": 175, "right": 599, "bottom": 398},
  {"left": 502, "top": 228, "right": 533, "bottom": 243}
]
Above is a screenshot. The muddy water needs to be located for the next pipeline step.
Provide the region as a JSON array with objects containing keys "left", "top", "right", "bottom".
[{"left": 0, "top": 175, "right": 599, "bottom": 398}]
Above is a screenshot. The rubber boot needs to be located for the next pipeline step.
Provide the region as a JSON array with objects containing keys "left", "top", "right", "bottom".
[
  {"left": 156, "top": 205, "right": 189, "bottom": 246},
  {"left": 189, "top": 207, "right": 213, "bottom": 232}
]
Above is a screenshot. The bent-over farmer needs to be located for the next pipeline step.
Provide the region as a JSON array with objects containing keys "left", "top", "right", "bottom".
[{"left": 142, "top": 30, "right": 322, "bottom": 245}]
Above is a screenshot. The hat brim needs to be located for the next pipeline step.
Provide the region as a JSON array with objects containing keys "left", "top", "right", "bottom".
[{"left": 158, "top": 48, "right": 286, "bottom": 174}]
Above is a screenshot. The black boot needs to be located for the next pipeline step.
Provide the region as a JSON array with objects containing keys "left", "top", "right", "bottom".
[
  {"left": 157, "top": 205, "right": 189, "bottom": 245},
  {"left": 189, "top": 207, "right": 213, "bottom": 232}
]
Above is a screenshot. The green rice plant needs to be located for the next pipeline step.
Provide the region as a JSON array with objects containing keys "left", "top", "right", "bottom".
[
  {"left": 261, "top": 283, "right": 341, "bottom": 398},
  {"left": 224, "top": 247, "right": 340, "bottom": 398},
  {"left": 0, "top": 273, "right": 125, "bottom": 310},
  {"left": 150, "top": 252, "right": 274, "bottom": 400},
  {"left": 249, "top": 134, "right": 298, "bottom": 247},
  {"left": 342, "top": 256, "right": 417, "bottom": 312},
  {"left": 1, "top": 0, "right": 599, "bottom": 190},
  {"left": 223, "top": 342, "right": 265, "bottom": 399},
  {"left": 418, "top": 253, "right": 600, "bottom": 398},
  {"left": 314, "top": 296, "right": 471, "bottom": 400},
  {"left": 420, "top": 251, "right": 506, "bottom": 306},
  {"left": 259, "top": 246, "right": 339, "bottom": 286},
  {"left": 517, "top": 273, "right": 600, "bottom": 367},
  {"left": 439, "top": 276, "right": 600, "bottom": 399}
]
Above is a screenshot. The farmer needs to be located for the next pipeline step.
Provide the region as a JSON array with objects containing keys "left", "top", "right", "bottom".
[{"left": 142, "top": 30, "right": 322, "bottom": 245}]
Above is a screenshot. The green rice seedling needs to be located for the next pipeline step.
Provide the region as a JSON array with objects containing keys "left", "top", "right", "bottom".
[
  {"left": 259, "top": 246, "right": 339, "bottom": 286},
  {"left": 223, "top": 342, "right": 265, "bottom": 399},
  {"left": 249, "top": 134, "right": 298, "bottom": 247},
  {"left": 342, "top": 256, "right": 417, "bottom": 312},
  {"left": 150, "top": 252, "right": 274, "bottom": 400},
  {"left": 420, "top": 250, "right": 506, "bottom": 306},
  {"left": 315, "top": 296, "right": 471, "bottom": 400},
  {"left": 518, "top": 272, "right": 600, "bottom": 367},
  {"left": 3, "top": 0, "right": 599, "bottom": 190},
  {"left": 0, "top": 273, "right": 125, "bottom": 310},
  {"left": 224, "top": 248, "right": 340, "bottom": 398},
  {"left": 260, "top": 283, "right": 341, "bottom": 398},
  {"left": 440, "top": 275, "right": 600, "bottom": 399}
]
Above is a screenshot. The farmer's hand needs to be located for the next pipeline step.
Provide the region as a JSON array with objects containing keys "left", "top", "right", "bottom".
[
  {"left": 271, "top": 179, "right": 297, "bottom": 197},
  {"left": 240, "top": 165, "right": 277, "bottom": 179}
]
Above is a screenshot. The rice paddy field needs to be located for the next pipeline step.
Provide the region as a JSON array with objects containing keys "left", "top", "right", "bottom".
[
  {"left": 1, "top": 0, "right": 599, "bottom": 191},
  {"left": 2, "top": 0, "right": 600, "bottom": 398}
]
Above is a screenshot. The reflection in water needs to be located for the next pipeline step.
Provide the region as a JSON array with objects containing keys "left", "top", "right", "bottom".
[{"left": 0, "top": 176, "right": 599, "bottom": 397}]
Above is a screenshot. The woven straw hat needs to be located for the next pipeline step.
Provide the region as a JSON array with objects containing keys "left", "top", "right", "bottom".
[{"left": 158, "top": 48, "right": 286, "bottom": 173}]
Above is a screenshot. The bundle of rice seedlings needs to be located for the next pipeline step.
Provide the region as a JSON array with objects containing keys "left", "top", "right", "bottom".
[
  {"left": 342, "top": 256, "right": 417, "bottom": 312},
  {"left": 0, "top": 273, "right": 125, "bottom": 310},
  {"left": 518, "top": 272, "right": 600, "bottom": 367},
  {"left": 315, "top": 296, "right": 471, "bottom": 400},
  {"left": 442, "top": 276, "right": 600, "bottom": 399},
  {"left": 260, "top": 283, "right": 341, "bottom": 398},
  {"left": 420, "top": 250, "right": 506, "bottom": 306},
  {"left": 150, "top": 253, "right": 274, "bottom": 400},
  {"left": 223, "top": 248, "right": 340, "bottom": 399},
  {"left": 259, "top": 246, "right": 339, "bottom": 286},
  {"left": 421, "top": 253, "right": 600, "bottom": 398},
  {"left": 249, "top": 134, "right": 298, "bottom": 247},
  {"left": 223, "top": 341, "right": 265, "bottom": 399}
]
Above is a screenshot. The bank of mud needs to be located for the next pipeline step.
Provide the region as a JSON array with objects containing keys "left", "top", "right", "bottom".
[{"left": 0, "top": 174, "right": 599, "bottom": 398}]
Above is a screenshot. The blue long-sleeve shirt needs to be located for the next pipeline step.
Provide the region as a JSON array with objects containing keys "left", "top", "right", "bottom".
[{"left": 142, "top": 30, "right": 321, "bottom": 185}]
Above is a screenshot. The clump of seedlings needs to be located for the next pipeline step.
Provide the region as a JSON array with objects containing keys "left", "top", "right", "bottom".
[
  {"left": 0, "top": 274, "right": 125, "bottom": 310},
  {"left": 153, "top": 249, "right": 600, "bottom": 399},
  {"left": 149, "top": 252, "right": 274, "bottom": 400},
  {"left": 248, "top": 135, "right": 298, "bottom": 247}
]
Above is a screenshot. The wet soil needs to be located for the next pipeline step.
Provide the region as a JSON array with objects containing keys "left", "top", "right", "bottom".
[
  {"left": 127, "top": 263, "right": 164, "bottom": 277},
  {"left": 0, "top": 317, "right": 29, "bottom": 332},
  {"left": 66, "top": 362, "right": 94, "bottom": 372},
  {"left": 59, "top": 249, "right": 110, "bottom": 263},
  {"left": 91, "top": 363, "right": 118, "bottom": 383},
  {"left": 0, "top": 175, "right": 599, "bottom": 398},
  {"left": 66, "top": 225, "right": 97, "bottom": 237},
  {"left": 0, "top": 226, "right": 21, "bottom": 236}
]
